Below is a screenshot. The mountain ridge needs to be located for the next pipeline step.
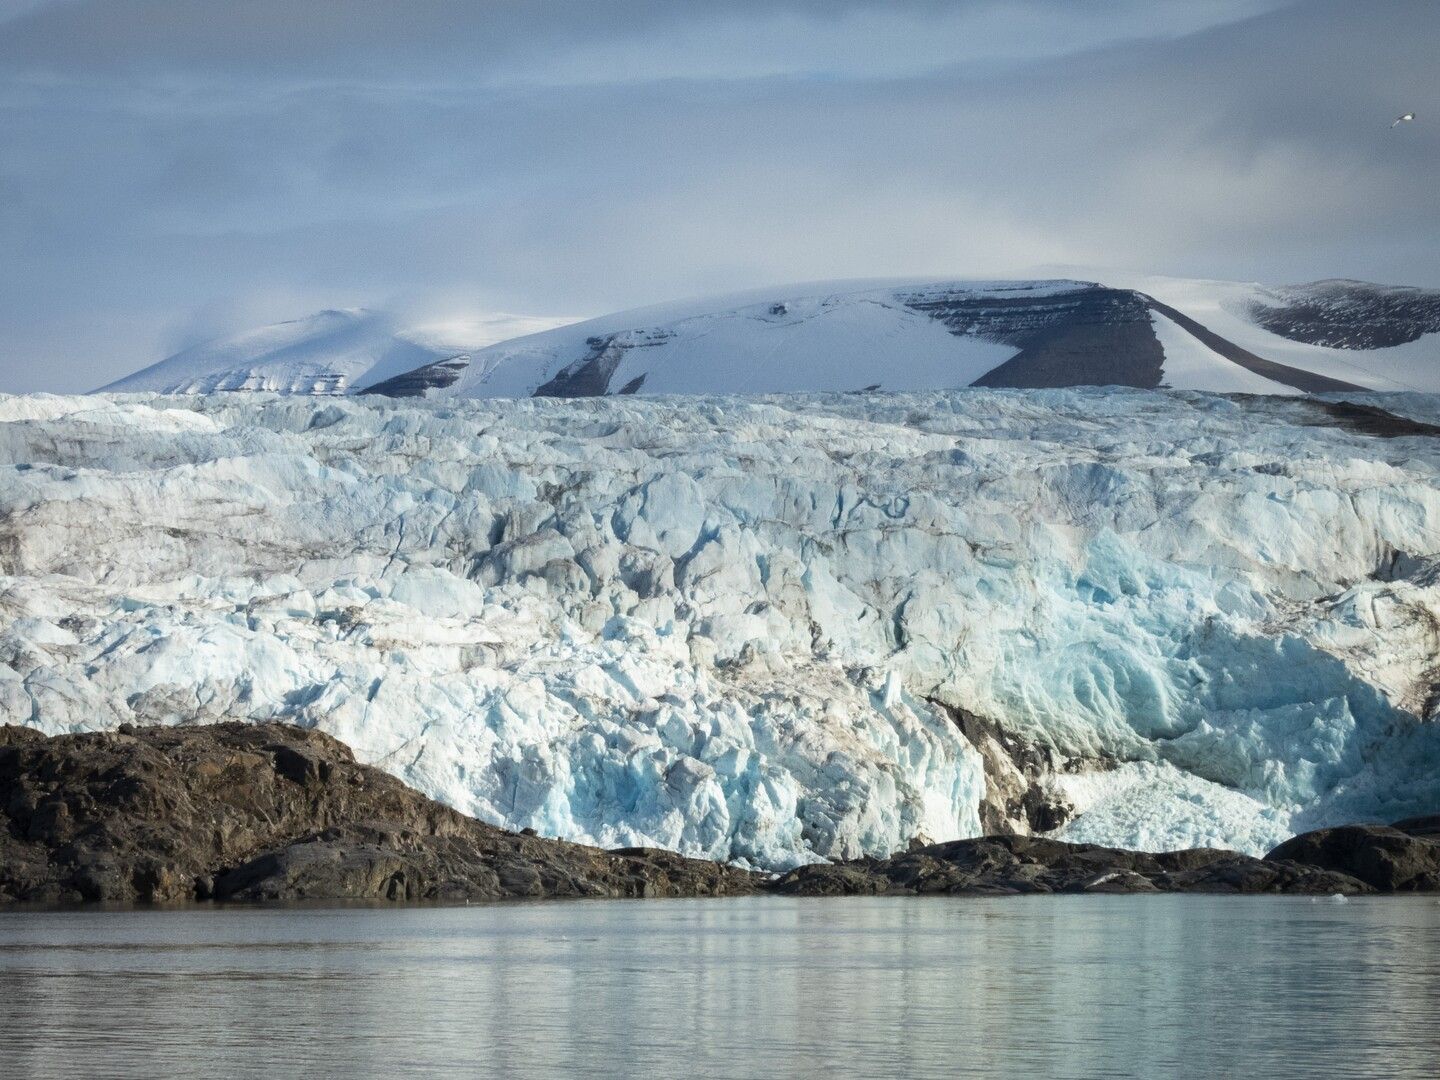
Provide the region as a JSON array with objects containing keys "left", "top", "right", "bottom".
[{"left": 100, "top": 274, "right": 1440, "bottom": 400}]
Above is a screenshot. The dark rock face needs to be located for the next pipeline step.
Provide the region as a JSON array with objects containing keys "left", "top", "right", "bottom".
[
  {"left": 0, "top": 723, "right": 758, "bottom": 904},
  {"left": 1246, "top": 280, "right": 1440, "bottom": 350},
  {"left": 357, "top": 355, "right": 470, "bottom": 398},
  {"left": 1299, "top": 399, "right": 1440, "bottom": 439},
  {"left": 930, "top": 700, "right": 1075, "bottom": 836},
  {"left": 1264, "top": 825, "right": 1440, "bottom": 892},
  {"left": 3, "top": 722, "right": 1434, "bottom": 905},
  {"left": 1393, "top": 814, "right": 1440, "bottom": 840},
  {"left": 904, "top": 284, "right": 1167, "bottom": 390},
  {"left": 534, "top": 331, "right": 672, "bottom": 398},
  {"left": 770, "top": 835, "right": 1376, "bottom": 897},
  {"left": 904, "top": 285, "right": 1364, "bottom": 393}
]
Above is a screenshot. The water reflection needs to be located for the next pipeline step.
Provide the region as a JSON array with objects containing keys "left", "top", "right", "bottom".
[{"left": 1, "top": 896, "right": 1437, "bottom": 1078}]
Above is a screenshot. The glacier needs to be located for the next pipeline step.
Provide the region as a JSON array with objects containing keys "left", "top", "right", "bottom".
[{"left": 2, "top": 389, "right": 1439, "bottom": 868}]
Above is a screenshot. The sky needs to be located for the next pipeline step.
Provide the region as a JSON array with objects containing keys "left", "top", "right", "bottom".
[{"left": 0, "top": 0, "right": 1436, "bottom": 393}]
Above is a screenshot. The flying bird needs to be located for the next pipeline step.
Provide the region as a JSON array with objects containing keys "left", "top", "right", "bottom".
[{"left": 1392, "top": 112, "right": 1416, "bottom": 127}]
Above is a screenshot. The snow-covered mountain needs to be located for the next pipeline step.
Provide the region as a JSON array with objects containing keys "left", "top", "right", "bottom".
[
  {"left": 103, "top": 275, "right": 1440, "bottom": 399},
  {"left": 98, "top": 308, "right": 573, "bottom": 396},
  {"left": 4, "top": 390, "right": 1439, "bottom": 866}
]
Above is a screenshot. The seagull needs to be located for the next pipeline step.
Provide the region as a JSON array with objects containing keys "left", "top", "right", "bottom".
[{"left": 1392, "top": 112, "right": 1416, "bottom": 128}]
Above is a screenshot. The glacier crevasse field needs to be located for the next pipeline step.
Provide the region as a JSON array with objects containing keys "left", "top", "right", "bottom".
[{"left": 2, "top": 389, "right": 1438, "bottom": 867}]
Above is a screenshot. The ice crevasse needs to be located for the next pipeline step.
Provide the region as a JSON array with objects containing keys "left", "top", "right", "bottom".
[{"left": 1, "top": 388, "right": 1438, "bottom": 868}]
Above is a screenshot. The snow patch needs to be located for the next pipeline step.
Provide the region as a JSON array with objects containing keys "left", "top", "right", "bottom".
[{"left": 1152, "top": 310, "right": 1294, "bottom": 395}]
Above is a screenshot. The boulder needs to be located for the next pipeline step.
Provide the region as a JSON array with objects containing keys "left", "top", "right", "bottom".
[{"left": 1264, "top": 825, "right": 1440, "bottom": 892}]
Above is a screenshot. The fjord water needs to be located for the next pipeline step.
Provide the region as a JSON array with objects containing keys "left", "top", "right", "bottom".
[{"left": 2, "top": 897, "right": 1437, "bottom": 1078}]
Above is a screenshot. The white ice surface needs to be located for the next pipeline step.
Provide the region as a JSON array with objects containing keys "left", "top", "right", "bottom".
[
  {"left": 3, "top": 389, "right": 1439, "bottom": 865},
  {"left": 99, "top": 274, "right": 1440, "bottom": 403},
  {"left": 1124, "top": 274, "right": 1440, "bottom": 393},
  {"left": 1151, "top": 310, "right": 1294, "bottom": 395},
  {"left": 1053, "top": 762, "right": 1293, "bottom": 853},
  {"left": 98, "top": 309, "right": 577, "bottom": 396},
  {"left": 455, "top": 281, "right": 1029, "bottom": 398}
]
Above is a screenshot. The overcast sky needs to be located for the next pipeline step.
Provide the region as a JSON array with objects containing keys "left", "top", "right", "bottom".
[{"left": 1, "top": 0, "right": 1436, "bottom": 393}]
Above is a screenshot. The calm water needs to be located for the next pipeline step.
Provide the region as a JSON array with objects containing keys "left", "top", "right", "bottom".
[{"left": 2, "top": 896, "right": 1437, "bottom": 1079}]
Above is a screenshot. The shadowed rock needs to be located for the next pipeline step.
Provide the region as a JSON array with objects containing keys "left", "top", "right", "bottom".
[
  {"left": 2, "top": 723, "right": 1435, "bottom": 905},
  {"left": 1264, "top": 824, "right": 1440, "bottom": 892},
  {"left": 1245, "top": 280, "right": 1440, "bottom": 351},
  {"left": 0, "top": 723, "right": 758, "bottom": 904},
  {"left": 1392, "top": 814, "right": 1440, "bottom": 840},
  {"left": 357, "top": 354, "right": 470, "bottom": 398},
  {"left": 929, "top": 700, "right": 1078, "bottom": 836},
  {"left": 770, "top": 835, "right": 1377, "bottom": 897},
  {"left": 1300, "top": 399, "right": 1440, "bottom": 439}
]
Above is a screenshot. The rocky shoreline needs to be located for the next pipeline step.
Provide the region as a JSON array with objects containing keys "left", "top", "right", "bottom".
[{"left": 2, "top": 723, "right": 1436, "bottom": 905}]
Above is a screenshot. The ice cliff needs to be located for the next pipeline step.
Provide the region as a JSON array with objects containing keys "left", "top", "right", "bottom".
[{"left": 2, "top": 389, "right": 1438, "bottom": 867}]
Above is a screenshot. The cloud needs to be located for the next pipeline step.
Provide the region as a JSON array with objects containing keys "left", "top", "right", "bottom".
[
  {"left": 0, "top": 1, "right": 1291, "bottom": 84},
  {"left": 0, "top": 0, "right": 1435, "bottom": 392}
]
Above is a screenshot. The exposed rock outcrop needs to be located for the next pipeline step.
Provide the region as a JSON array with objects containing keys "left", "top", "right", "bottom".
[
  {"left": 905, "top": 283, "right": 1168, "bottom": 390},
  {"left": 533, "top": 330, "right": 672, "bottom": 397},
  {"left": 770, "top": 834, "right": 1380, "bottom": 896},
  {"left": 3, "top": 722, "right": 1435, "bottom": 905},
  {"left": 1264, "top": 822, "right": 1440, "bottom": 892},
  {"left": 930, "top": 700, "right": 1076, "bottom": 836},
  {"left": 357, "top": 354, "right": 470, "bottom": 397},
  {"left": 1392, "top": 814, "right": 1440, "bottom": 839},
  {"left": 1300, "top": 399, "right": 1440, "bottom": 439},
  {"left": 0, "top": 723, "right": 758, "bottom": 904},
  {"left": 1245, "top": 280, "right": 1440, "bottom": 351}
]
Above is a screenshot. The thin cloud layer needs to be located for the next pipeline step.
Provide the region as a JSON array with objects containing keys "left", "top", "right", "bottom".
[{"left": 0, "top": 0, "right": 1434, "bottom": 392}]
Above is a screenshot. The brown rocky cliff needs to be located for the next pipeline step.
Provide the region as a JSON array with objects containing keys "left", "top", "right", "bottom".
[{"left": 0, "top": 722, "right": 758, "bottom": 904}]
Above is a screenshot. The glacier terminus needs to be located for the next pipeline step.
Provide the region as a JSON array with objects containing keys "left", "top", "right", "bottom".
[{"left": 2, "top": 388, "right": 1439, "bottom": 869}]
